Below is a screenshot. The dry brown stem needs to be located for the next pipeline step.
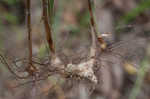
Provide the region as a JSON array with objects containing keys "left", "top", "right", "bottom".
[
  {"left": 26, "top": 0, "right": 38, "bottom": 76},
  {"left": 42, "top": 0, "right": 55, "bottom": 55},
  {"left": 88, "top": 0, "right": 107, "bottom": 50},
  {"left": 26, "top": 0, "right": 32, "bottom": 65}
]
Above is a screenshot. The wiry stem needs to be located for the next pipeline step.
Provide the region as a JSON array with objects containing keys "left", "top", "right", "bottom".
[
  {"left": 88, "top": 0, "right": 97, "bottom": 35},
  {"left": 90, "top": 27, "right": 97, "bottom": 57},
  {"left": 88, "top": 0, "right": 106, "bottom": 50},
  {"left": 88, "top": 0, "right": 97, "bottom": 57},
  {"left": 26, "top": 0, "right": 32, "bottom": 65},
  {"left": 26, "top": 0, "right": 37, "bottom": 76},
  {"left": 42, "top": 0, "right": 55, "bottom": 55},
  {"left": 0, "top": 54, "right": 29, "bottom": 79}
]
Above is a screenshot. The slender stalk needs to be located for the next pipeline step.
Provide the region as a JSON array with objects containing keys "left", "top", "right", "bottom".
[
  {"left": 26, "top": 0, "right": 33, "bottom": 65},
  {"left": 88, "top": 0, "right": 106, "bottom": 50},
  {"left": 26, "top": 0, "right": 37, "bottom": 75},
  {"left": 42, "top": 0, "right": 55, "bottom": 55},
  {"left": 88, "top": 0, "right": 97, "bottom": 35}
]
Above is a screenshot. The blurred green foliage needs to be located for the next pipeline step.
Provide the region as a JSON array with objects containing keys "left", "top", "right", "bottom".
[
  {"left": 3, "top": 13, "right": 18, "bottom": 24},
  {"left": 78, "top": 10, "right": 90, "bottom": 28},
  {"left": 2, "top": 0, "right": 20, "bottom": 5},
  {"left": 129, "top": 57, "right": 150, "bottom": 99},
  {"left": 120, "top": 0, "right": 150, "bottom": 24},
  {"left": 0, "top": 0, "right": 23, "bottom": 28}
]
